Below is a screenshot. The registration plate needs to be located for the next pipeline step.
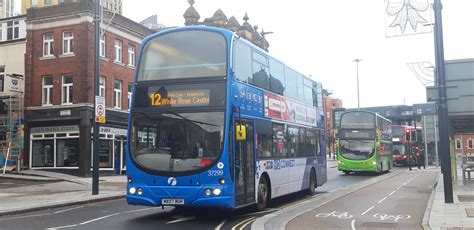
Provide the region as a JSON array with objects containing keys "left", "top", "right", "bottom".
[{"left": 162, "top": 199, "right": 184, "bottom": 205}]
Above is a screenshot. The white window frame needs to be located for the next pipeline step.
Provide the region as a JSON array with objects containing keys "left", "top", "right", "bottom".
[
  {"left": 42, "top": 76, "right": 53, "bottom": 106},
  {"left": 6, "top": 20, "right": 20, "bottom": 40},
  {"left": 127, "top": 84, "right": 133, "bottom": 111},
  {"left": 43, "top": 33, "right": 54, "bottom": 57},
  {"left": 455, "top": 139, "right": 462, "bottom": 150},
  {"left": 61, "top": 75, "right": 73, "bottom": 105},
  {"left": 62, "top": 31, "right": 74, "bottom": 55},
  {"left": 114, "top": 40, "right": 122, "bottom": 63},
  {"left": 99, "top": 76, "right": 106, "bottom": 98},
  {"left": 100, "top": 34, "right": 106, "bottom": 57},
  {"left": 127, "top": 45, "right": 135, "bottom": 67},
  {"left": 114, "top": 80, "right": 122, "bottom": 109},
  {"left": 0, "top": 66, "right": 5, "bottom": 93}
]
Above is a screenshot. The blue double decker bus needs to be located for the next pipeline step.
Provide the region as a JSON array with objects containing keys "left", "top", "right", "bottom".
[{"left": 126, "top": 26, "right": 327, "bottom": 210}]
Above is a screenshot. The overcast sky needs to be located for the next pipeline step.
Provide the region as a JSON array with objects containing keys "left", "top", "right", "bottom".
[{"left": 123, "top": 0, "right": 474, "bottom": 109}]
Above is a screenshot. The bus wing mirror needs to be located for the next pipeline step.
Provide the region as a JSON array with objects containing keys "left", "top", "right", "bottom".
[{"left": 236, "top": 125, "right": 247, "bottom": 141}]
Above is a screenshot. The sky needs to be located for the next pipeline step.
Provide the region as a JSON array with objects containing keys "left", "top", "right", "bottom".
[{"left": 122, "top": 0, "right": 474, "bottom": 109}]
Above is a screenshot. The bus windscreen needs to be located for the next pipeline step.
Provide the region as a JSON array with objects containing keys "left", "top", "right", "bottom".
[{"left": 340, "top": 112, "right": 375, "bottom": 129}]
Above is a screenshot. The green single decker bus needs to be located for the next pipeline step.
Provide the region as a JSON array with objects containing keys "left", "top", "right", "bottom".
[{"left": 337, "top": 110, "right": 392, "bottom": 174}]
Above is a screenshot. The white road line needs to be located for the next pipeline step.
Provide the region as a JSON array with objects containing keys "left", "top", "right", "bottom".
[
  {"left": 397, "top": 186, "right": 401, "bottom": 189},
  {"left": 378, "top": 197, "right": 388, "bottom": 204},
  {"left": 54, "top": 206, "right": 85, "bottom": 214},
  {"left": 166, "top": 216, "right": 196, "bottom": 224},
  {"left": 80, "top": 213, "right": 120, "bottom": 225},
  {"left": 215, "top": 219, "right": 227, "bottom": 230},
  {"left": 351, "top": 219, "right": 356, "bottom": 230},
  {"left": 361, "top": 206, "right": 375, "bottom": 216},
  {"left": 389, "top": 191, "right": 396, "bottom": 196},
  {"left": 45, "top": 224, "right": 79, "bottom": 230},
  {"left": 1, "top": 213, "right": 50, "bottom": 221}
]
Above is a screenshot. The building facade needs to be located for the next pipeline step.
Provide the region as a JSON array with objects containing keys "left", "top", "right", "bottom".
[
  {"left": 454, "top": 134, "right": 474, "bottom": 156},
  {"left": 21, "top": 0, "right": 122, "bottom": 15},
  {"left": 323, "top": 96, "right": 342, "bottom": 157},
  {"left": 1, "top": 0, "right": 18, "bottom": 19},
  {"left": 0, "top": 15, "right": 26, "bottom": 169},
  {"left": 24, "top": 1, "right": 152, "bottom": 176}
]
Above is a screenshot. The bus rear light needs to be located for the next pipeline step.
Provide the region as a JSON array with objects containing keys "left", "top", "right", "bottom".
[
  {"left": 403, "top": 155, "right": 407, "bottom": 159},
  {"left": 204, "top": 188, "right": 212, "bottom": 196}
]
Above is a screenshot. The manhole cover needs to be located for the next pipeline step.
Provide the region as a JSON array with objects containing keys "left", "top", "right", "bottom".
[
  {"left": 466, "top": 208, "right": 474, "bottom": 218},
  {"left": 362, "top": 222, "right": 398, "bottom": 228},
  {"left": 458, "top": 195, "right": 474, "bottom": 202}
]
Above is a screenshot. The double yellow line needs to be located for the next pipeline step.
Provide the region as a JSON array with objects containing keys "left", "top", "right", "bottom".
[{"left": 231, "top": 216, "right": 256, "bottom": 230}]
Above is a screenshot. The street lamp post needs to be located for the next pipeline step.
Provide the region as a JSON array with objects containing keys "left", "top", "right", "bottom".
[{"left": 353, "top": 59, "right": 362, "bottom": 109}]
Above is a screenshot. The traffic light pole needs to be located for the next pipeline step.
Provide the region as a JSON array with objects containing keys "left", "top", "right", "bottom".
[
  {"left": 433, "top": 0, "right": 453, "bottom": 203},
  {"left": 92, "top": 0, "right": 101, "bottom": 195}
]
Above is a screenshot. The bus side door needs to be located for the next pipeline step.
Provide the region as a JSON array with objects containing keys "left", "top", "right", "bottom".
[{"left": 234, "top": 120, "right": 256, "bottom": 206}]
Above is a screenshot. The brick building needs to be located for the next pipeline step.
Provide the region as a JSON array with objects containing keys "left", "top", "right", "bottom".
[
  {"left": 322, "top": 94, "right": 342, "bottom": 157},
  {"left": 454, "top": 134, "right": 474, "bottom": 156},
  {"left": 24, "top": 1, "right": 153, "bottom": 176}
]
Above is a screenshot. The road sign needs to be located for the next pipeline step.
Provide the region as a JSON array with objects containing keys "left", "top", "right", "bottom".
[{"left": 95, "top": 96, "right": 106, "bottom": 123}]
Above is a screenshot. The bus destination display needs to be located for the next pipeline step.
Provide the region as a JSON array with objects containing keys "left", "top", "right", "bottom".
[{"left": 150, "top": 89, "right": 210, "bottom": 107}]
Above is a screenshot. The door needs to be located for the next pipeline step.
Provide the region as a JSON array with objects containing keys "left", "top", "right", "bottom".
[{"left": 235, "top": 120, "right": 255, "bottom": 206}]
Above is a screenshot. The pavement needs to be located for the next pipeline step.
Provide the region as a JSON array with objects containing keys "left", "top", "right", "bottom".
[
  {"left": 0, "top": 157, "right": 472, "bottom": 230},
  {"left": 0, "top": 170, "right": 126, "bottom": 216},
  {"left": 423, "top": 162, "right": 474, "bottom": 229}
]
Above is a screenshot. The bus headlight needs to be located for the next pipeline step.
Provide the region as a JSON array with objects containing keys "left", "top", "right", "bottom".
[
  {"left": 204, "top": 188, "right": 212, "bottom": 196},
  {"left": 372, "top": 161, "right": 377, "bottom": 165},
  {"left": 218, "top": 178, "right": 225, "bottom": 185},
  {"left": 127, "top": 178, "right": 133, "bottom": 183},
  {"left": 137, "top": 187, "right": 143, "bottom": 195},
  {"left": 213, "top": 188, "right": 222, "bottom": 196},
  {"left": 129, "top": 187, "right": 136, "bottom": 195}
]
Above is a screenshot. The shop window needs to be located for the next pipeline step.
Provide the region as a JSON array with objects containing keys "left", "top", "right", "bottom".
[
  {"left": 56, "top": 139, "right": 79, "bottom": 167},
  {"left": 99, "top": 139, "right": 113, "bottom": 168},
  {"left": 32, "top": 140, "right": 54, "bottom": 167}
]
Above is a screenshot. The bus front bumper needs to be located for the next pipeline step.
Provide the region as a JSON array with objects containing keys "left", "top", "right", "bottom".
[{"left": 338, "top": 160, "right": 378, "bottom": 172}]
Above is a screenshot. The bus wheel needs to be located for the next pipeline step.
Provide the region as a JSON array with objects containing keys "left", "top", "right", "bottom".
[
  {"left": 257, "top": 177, "right": 269, "bottom": 211},
  {"left": 307, "top": 170, "right": 316, "bottom": 196},
  {"left": 343, "top": 171, "right": 350, "bottom": 175}
]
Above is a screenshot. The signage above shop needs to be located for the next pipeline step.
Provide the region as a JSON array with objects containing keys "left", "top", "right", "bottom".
[{"left": 31, "top": 125, "right": 80, "bottom": 134}]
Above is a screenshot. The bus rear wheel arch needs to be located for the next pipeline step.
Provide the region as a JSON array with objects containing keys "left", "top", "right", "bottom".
[{"left": 256, "top": 173, "right": 270, "bottom": 211}]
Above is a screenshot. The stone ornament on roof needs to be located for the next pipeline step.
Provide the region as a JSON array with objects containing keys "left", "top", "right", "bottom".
[{"left": 183, "top": 1, "right": 270, "bottom": 51}]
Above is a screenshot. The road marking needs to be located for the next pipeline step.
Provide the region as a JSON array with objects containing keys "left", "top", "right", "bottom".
[
  {"left": 215, "top": 219, "right": 227, "bottom": 230},
  {"left": 389, "top": 191, "right": 396, "bottom": 196},
  {"left": 378, "top": 197, "right": 388, "bottom": 204},
  {"left": 54, "top": 206, "right": 85, "bottom": 214},
  {"left": 361, "top": 206, "right": 374, "bottom": 216},
  {"left": 166, "top": 216, "right": 196, "bottom": 224},
  {"left": 397, "top": 186, "right": 401, "bottom": 189},
  {"left": 351, "top": 219, "right": 356, "bottom": 230},
  {"left": 1, "top": 213, "right": 50, "bottom": 221},
  {"left": 231, "top": 217, "right": 256, "bottom": 230},
  {"left": 373, "top": 213, "right": 411, "bottom": 222},
  {"left": 315, "top": 211, "right": 353, "bottom": 219},
  {"left": 239, "top": 217, "right": 256, "bottom": 230},
  {"left": 46, "top": 207, "right": 157, "bottom": 229}
]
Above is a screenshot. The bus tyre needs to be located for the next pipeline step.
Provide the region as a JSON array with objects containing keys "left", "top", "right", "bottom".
[
  {"left": 257, "top": 177, "right": 269, "bottom": 211},
  {"left": 307, "top": 170, "right": 316, "bottom": 196},
  {"left": 343, "top": 171, "right": 350, "bottom": 175}
]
